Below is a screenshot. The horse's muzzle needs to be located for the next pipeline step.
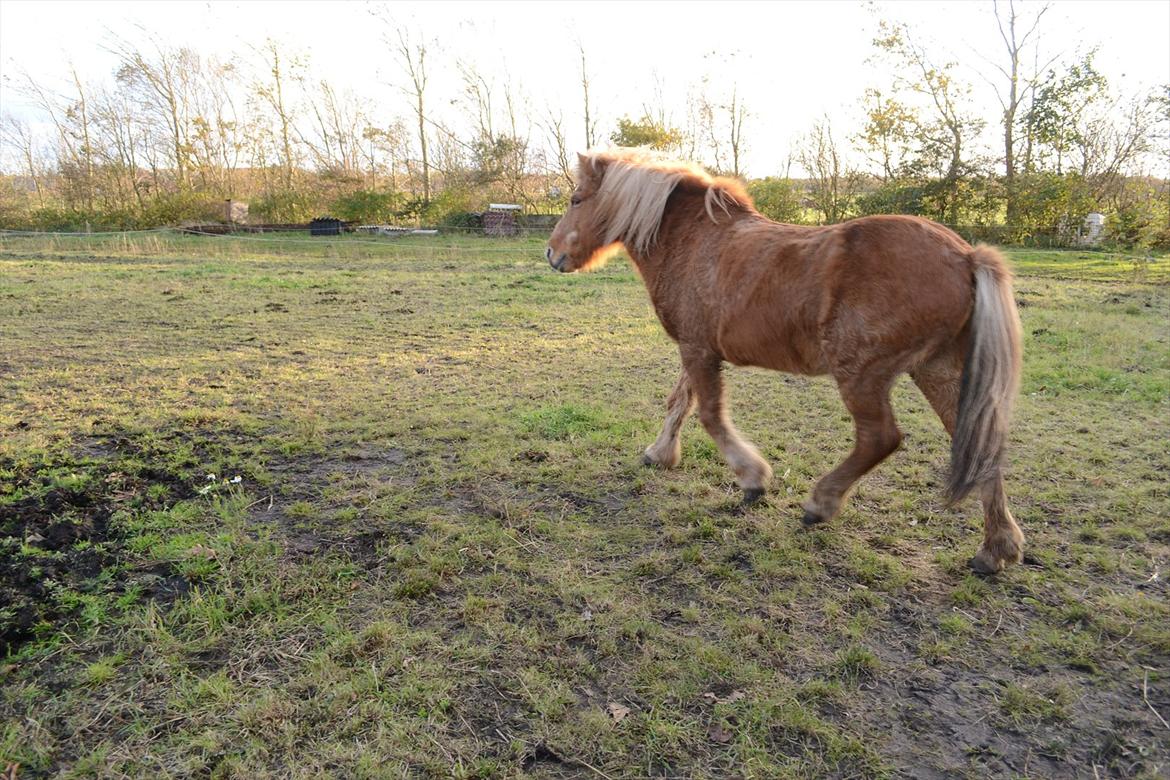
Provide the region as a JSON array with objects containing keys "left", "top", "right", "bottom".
[{"left": 546, "top": 246, "right": 570, "bottom": 272}]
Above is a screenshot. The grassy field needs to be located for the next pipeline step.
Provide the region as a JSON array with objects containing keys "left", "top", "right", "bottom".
[{"left": 1, "top": 231, "right": 1167, "bottom": 779}]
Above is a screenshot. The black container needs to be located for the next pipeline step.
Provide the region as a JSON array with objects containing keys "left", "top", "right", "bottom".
[{"left": 309, "top": 217, "right": 342, "bottom": 236}]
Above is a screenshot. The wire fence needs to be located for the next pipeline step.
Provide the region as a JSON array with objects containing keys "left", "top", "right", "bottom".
[
  {"left": 0, "top": 226, "right": 545, "bottom": 257},
  {"left": 0, "top": 224, "right": 1160, "bottom": 265},
  {"left": 171, "top": 228, "right": 538, "bottom": 253},
  {"left": 0, "top": 221, "right": 1131, "bottom": 244},
  {"left": 0, "top": 227, "right": 173, "bottom": 237}
]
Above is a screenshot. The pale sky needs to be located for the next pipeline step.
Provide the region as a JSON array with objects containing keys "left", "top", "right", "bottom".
[{"left": 1, "top": 0, "right": 1168, "bottom": 176}]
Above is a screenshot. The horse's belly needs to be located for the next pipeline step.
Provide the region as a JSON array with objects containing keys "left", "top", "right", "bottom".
[{"left": 718, "top": 324, "right": 825, "bottom": 375}]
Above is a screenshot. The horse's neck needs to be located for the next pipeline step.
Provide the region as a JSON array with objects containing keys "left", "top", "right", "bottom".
[{"left": 626, "top": 190, "right": 729, "bottom": 290}]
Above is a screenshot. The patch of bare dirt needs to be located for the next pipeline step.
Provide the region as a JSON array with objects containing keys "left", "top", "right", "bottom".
[
  {"left": 849, "top": 587, "right": 1169, "bottom": 778},
  {"left": 0, "top": 443, "right": 196, "bottom": 656},
  {"left": 254, "top": 445, "right": 422, "bottom": 568}
]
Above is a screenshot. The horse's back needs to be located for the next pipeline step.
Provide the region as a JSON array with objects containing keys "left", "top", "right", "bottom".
[
  {"left": 711, "top": 214, "right": 976, "bottom": 377},
  {"left": 816, "top": 215, "right": 977, "bottom": 374}
]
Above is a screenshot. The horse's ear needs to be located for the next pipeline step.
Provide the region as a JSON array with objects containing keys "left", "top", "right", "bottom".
[
  {"left": 576, "top": 152, "right": 605, "bottom": 181},
  {"left": 578, "top": 153, "right": 609, "bottom": 179}
]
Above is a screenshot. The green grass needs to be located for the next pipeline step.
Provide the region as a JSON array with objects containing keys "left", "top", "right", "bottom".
[
  {"left": 1009, "top": 247, "right": 1170, "bottom": 283},
  {"left": 1, "top": 232, "right": 1168, "bottom": 778}
]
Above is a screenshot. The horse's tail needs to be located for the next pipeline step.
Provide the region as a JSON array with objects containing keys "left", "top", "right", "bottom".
[{"left": 947, "top": 244, "right": 1023, "bottom": 504}]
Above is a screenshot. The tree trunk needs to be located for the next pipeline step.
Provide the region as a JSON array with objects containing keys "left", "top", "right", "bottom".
[{"left": 417, "top": 90, "right": 430, "bottom": 202}]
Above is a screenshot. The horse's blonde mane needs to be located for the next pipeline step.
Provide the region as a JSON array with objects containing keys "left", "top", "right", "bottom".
[{"left": 583, "top": 149, "right": 751, "bottom": 254}]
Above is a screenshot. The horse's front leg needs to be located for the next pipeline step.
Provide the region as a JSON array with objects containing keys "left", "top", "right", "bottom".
[
  {"left": 683, "top": 348, "right": 772, "bottom": 503},
  {"left": 642, "top": 369, "right": 696, "bottom": 469}
]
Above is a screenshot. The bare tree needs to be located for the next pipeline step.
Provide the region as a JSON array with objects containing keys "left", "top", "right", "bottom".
[
  {"left": 188, "top": 58, "right": 243, "bottom": 195},
  {"left": 989, "top": 0, "right": 1053, "bottom": 225},
  {"left": 0, "top": 115, "right": 48, "bottom": 208},
  {"left": 253, "top": 39, "right": 304, "bottom": 192},
  {"left": 16, "top": 67, "right": 95, "bottom": 210},
  {"left": 578, "top": 40, "right": 597, "bottom": 149},
  {"left": 451, "top": 53, "right": 534, "bottom": 203},
  {"left": 1074, "top": 91, "right": 1161, "bottom": 199},
  {"left": 459, "top": 59, "right": 495, "bottom": 146},
  {"left": 697, "top": 83, "right": 749, "bottom": 176},
  {"left": 300, "top": 79, "right": 368, "bottom": 179},
  {"left": 394, "top": 28, "right": 431, "bottom": 203},
  {"left": 726, "top": 84, "right": 748, "bottom": 178},
  {"left": 91, "top": 83, "right": 149, "bottom": 209},
  {"left": 694, "top": 54, "right": 749, "bottom": 176},
  {"left": 640, "top": 70, "right": 680, "bottom": 142},
  {"left": 67, "top": 66, "right": 96, "bottom": 212},
  {"left": 360, "top": 120, "right": 409, "bottom": 190},
  {"left": 874, "top": 19, "right": 986, "bottom": 222},
  {"left": 113, "top": 38, "right": 200, "bottom": 191},
  {"left": 1153, "top": 84, "right": 1170, "bottom": 232},
  {"left": 680, "top": 87, "right": 707, "bottom": 162},
  {"left": 697, "top": 91, "right": 723, "bottom": 171},
  {"left": 500, "top": 78, "right": 532, "bottom": 203},
  {"left": 799, "top": 117, "right": 862, "bottom": 224},
  {"left": 540, "top": 106, "right": 575, "bottom": 189}
]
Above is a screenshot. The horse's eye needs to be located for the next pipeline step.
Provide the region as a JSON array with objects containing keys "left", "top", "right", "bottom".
[{"left": 570, "top": 195, "right": 582, "bottom": 206}]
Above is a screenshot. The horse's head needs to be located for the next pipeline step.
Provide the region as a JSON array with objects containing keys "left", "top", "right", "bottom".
[{"left": 546, "top": 153, "right": 621, "bottom": 273}]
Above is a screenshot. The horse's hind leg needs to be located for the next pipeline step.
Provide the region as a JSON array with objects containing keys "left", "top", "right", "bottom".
[
  {"left": 642, "top": 369, "right": 696, "bottom": 469},
  {"left": 912, "top": 351, "right": 1024, "bottom": 574},
  {"left": 803, "top": 374, "right": 902, "bottom": 525},
  {"left": 969, "top": 478, "right": 1024, "bottom": 574},
  {"left": 683, "top": 349, "right": 772, "bottom": 502}
]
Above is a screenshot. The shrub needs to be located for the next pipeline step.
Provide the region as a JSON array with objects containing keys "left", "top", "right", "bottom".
[
  {"left": 420, "top": 187, "right": 479, "bottom": 226},
  {"left": 746, "top": 177, "right": 803, "bottom": 223},
  {"left": 26, "top": 207, "right": 87, "bottom": 231},
  {"left": 439, "top": 211, "right": 482, "bottom": 230},
  {"left": 1107, "top": 202, "right": 1158, "bottom": 248},
  {"left": 249, "top": 190, "right": 318, "bottom": 223},
  {"left": 330, "top": 189, "right": 406, "bottom": 224},
  {"left": 855, "top": 181, "right": 929, "bottom": 217},
  {"left": 1106, "top": 180, "right": 1168, "bottom": 249},
  {"left": 140, "top": 192, "right": 224, "bottom": 226},
  {"left": 1012, "top": 173, "right": 1095, "bottom": 234}
]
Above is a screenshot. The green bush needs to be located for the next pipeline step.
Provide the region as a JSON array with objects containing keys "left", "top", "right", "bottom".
[
  {"left": 26, "top": 207, "right": 88, "bottom": 232},
  {"left": 1150, "top": 224, "right": 1170, "bottom": 251},
  {"left": 93, "top": 208, "right": 149, "bottom": 230},
  {"left": 139, "top": 192, "right": 224, "bottom": 226},
  {"left": 393, "top": 196, "right": 427, "bottom": 223},
  {"left": 855, "top": 181, "right": 929, "bottom": 217},
  {"left": 954, "top": 177, "right": 1003, "bottom": 226},
  {"left": 857, "top": 176, "right": 1001, "bottom": 226},
  {"left": 747, "top": 177, "right": 803, "bottom": 223},
  {"left": 1107, "top": 201, "right": 1159, "bottom": 249},
  {"left": 1105, "top": 178, "right": 1169, "bottom": 249},
  {"left": 610, "top": 116, "right": 685, "bottom": 151},
  {"left": 330, "top": 189, "right": 406, "bottom": 224},
  {"left": 439, "top": 211, "right": 482, "bottom": 230},
  {"left": 420, "top": 187, "right": 479, "bottom": 226},
  {"left": 249, "top": 190, "right": 318, "bottom": 223},
  {"left": 1011, "top": 173, "right": 1095, "bottom": 238},
  {"left": 20, "top": 206, "right": 144, "bottom": 232}
]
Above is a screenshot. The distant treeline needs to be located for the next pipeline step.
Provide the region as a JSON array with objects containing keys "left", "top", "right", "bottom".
[{"left": 1, "top": 9, "right": 1167, "bottom": 247}]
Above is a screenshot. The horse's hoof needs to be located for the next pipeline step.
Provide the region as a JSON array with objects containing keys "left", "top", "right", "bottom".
[
  {"left": 968, "top": 551, "right": 1004, "bottom": 577},
  {"left": 801, "top": 509, "right": 826, "bottom": 527},
  {"left": 640, "top": 453, "right": 655, "bottom": 467},
  {"left": 742, "top": 488, "right": 765, "bottom": 506}
]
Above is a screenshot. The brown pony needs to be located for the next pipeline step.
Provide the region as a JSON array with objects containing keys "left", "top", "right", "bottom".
[{"left": 546, "top": 149, "right": 1025, "bottom": 574}]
